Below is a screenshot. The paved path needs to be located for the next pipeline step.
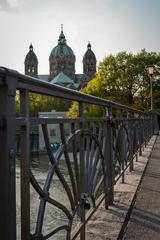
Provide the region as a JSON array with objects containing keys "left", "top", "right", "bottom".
[
  {"left": 83, "top": 136, "right": 156, "bottom": 240},
  {"left": 122, "top": 136, "right": 160, "bottom": 240}
]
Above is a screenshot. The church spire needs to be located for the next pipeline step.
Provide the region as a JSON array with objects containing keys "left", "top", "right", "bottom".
[
  {"left": 24, "top": 43, "right": 38, "bottom": 78},
  {"left": 61, "top": 23, "right": 63, "bottom": 32},
  {"left": 29, "top": 43, "right": 33, "bottom": 51},
  {"left": 49, "top": 26, "right": 75, "bottom": 80},
  {"left": 58, "top": 24, "right": 66, "bottom": 45},
  {"left": 87, "top": 42, "right": 91, "bottom": 50},
  {"left": 82, "top": 42, "right": 97, "bottom": 87}
]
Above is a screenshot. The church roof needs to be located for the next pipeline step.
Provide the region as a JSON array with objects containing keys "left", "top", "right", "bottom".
[
  {"left": 38, "top": 74, "right": 49, "bottom": 81},
  {"left": 37, "top": 73, "right": 83, "bottom": 90},
  {"left": 49, "top": 30, "right": 75, "bottom": 58},
  {"left": 83, "top": 42, "right": 96, "bottom": 62},
  {"left": 50, "top": 72, "right": 74, "bottom": 84}
]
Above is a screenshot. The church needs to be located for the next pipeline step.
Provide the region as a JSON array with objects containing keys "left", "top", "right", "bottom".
[{"left": 24, "top": 27, "right": 97, "bottom": 89}]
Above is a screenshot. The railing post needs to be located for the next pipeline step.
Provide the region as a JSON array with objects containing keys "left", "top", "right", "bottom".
[
  {"left": 141, "top": 116, "right": 145, "bottom": 149},
  {"left": 0, "top": 75, "right": 17, "bottom": 240},
  {"left": 146, "top": 114, "right": 149, "bottom": 141},
  {"left": 20, "top": 89, "right": 30, "bottom": 240},
  {"left": 106, "top": 107, "right": 114, "bottom": 205},
  {"left": 79, "top": 102, "right": 86, "bottom": 240},
  {"left": 119, "top": 113, "right": 126, "bottom": 184},
  {"left": 144, "top": 114, "right": 147, "bottom": 147},
  {"left": 138, "top": 114, "right": 142, "bottom": 156},
  {"left": 128, "top": 112, "right": 134, "bottom": 172},
  {"left": 153, "top": 113, "right": 159, "bottom": 135},
  {"left": 103, "top": 108, "right": 109, "bottom": 209}
]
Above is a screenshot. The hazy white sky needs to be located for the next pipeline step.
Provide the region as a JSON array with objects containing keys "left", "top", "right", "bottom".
[{"left": 0, "top": 0, "right": 160, "bottom": 74}]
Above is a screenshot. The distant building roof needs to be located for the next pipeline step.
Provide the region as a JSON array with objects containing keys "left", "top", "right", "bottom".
[
  {"left": 37, "top": 72, "right": 83, "bottom": 90},
  {"left": 74, "top": 74, "right": 83, "bottom": 89},
  {"left": 38, "top": 74, "right": 49, "bottom": 81},
  {"left": 75, "top": 74, "right": 83, "bottom": 82},
  {"left": 50, "top": 72, "right": 73, "bottom": 84}
]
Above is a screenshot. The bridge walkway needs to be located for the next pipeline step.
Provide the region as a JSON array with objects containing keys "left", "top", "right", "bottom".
[
  {"left": 84, "top": 136, "right": 159, "bottom": 239},
  {"left": 122, "top": 135, "right": 160, "bottom": 240}
]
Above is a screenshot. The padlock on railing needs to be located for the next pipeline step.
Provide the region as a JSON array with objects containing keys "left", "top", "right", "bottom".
[{"left": 81, "top": 193, "right": 91, "bottom": 210}]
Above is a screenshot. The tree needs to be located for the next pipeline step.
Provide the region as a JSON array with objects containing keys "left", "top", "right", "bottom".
[
  {"left": 68, "top": 50, "right": 160, "bottom": 117},
  {"left": 16, "top": 92, "right": 71, "bottom": 117}
]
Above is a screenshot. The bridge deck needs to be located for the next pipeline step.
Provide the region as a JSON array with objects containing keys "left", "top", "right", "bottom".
[
  {"left": 83, "top": 135, "right": 159, "bottom": 239},
  {"left": 123, "top": 135, "right": 160, "bottom": 239}
]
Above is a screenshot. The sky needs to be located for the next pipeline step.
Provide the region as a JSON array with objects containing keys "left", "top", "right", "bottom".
[{"left": 0, "top": 0, "right": 160, "bottom": 75}]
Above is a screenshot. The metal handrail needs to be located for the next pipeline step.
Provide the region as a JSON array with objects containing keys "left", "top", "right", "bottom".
[
  {"left": 0, "top": 67, "right": 159, "bottom": 240},
  {"left": 0, "top": 67, "right": 143, "bottom": 112}
]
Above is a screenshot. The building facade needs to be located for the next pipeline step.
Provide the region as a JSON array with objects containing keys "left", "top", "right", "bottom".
[
  {"left": 38, "top": 111, "right": 70, "bottom": 151},
  {"left": 24, "top": 28, "right": 97, "bottom": 89}
]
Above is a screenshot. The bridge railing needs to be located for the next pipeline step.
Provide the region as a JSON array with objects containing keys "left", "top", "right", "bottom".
[{"left": 0, "top": 67, "right": 159, "bottom": 240}]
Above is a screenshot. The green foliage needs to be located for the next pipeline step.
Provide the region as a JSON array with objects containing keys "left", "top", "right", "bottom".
[
  {"left": 67, "top": 101, "right": 79, "bottom": 118},
  {"left": 16, "top": 92, "right": 71, "bottom": 117},
  {"left": 67, "top": 101, "right": 104, "bottom": 118},
  {"left": 29, "top": 94, "right": 71, "bottom": 116},
  {"left": 68, "top": 49, "right": 160, "bottom": 117}
]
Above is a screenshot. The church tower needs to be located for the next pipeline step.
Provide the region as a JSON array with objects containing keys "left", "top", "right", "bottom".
[
  {"left": 24, "top": 44, "right": 38, "bottom": 78},
  {"left": 82, "top": 42, "right": 96, "bottom": 87},
  {"left": 49, "top": 25, "right": 75, "bottom": 81}
]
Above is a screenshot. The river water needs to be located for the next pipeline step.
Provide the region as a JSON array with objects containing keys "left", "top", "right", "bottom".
[{"left": 16, "top": 154, "right": 79, "bottom": 239}]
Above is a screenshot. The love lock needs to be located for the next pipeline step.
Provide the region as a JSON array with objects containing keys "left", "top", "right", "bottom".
[
  {"left": 84, "top": 199, "right": 91, "bottom": 210},
  {"left": 81, "top": 193, "right": 91, "bottom": 210}
]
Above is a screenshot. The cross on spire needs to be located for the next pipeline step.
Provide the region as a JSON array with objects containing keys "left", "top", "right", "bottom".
[
  {"left": 61, "top": 24, "right": 63, "bottom": 32},
  {"left": 29, "top": 43, "right": 33, "bottom": 51}
]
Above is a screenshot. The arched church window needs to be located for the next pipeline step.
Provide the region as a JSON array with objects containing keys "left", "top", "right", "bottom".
[
  {"left": 28, "top": 65, "right": 30, "bottom": 72},
  {"left": 87, "top": 64, "right": 90, "bottom": 72},
  {"left": 32, "top": 66, "right": 35, "bottom": 73},
  {"left": 90, "top": 63, "right": 94, "bottom": 70}
]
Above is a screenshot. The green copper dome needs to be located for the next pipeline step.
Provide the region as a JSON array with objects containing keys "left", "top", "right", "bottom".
[{"left": 49, "top": 31, "right": 75, "bottom": 58}]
